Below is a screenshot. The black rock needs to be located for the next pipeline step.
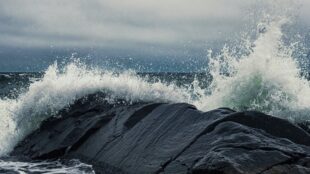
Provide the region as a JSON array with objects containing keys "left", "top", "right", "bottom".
[{"left": 12, "top": 93, "right": 310, "bottom": 174}]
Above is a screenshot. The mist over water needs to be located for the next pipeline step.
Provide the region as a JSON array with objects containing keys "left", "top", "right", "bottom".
[{"left": 0, "top": 0, "right": 309, "bottom": 161}]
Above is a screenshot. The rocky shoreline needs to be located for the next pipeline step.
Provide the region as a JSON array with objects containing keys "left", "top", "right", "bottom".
[{"left": 12, "top": 93, "right": 310, "bottom": 173}]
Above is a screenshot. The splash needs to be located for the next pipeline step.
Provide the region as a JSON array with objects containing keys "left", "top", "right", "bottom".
[
  {"left": 0, "top": 61, "right": 192, "bottom": 156},
  {"left": 0, "top": 0, "right": 309, "bottom": 157},
  {"left": 196, "top": 16, "right": 310, "bottom": 122}
]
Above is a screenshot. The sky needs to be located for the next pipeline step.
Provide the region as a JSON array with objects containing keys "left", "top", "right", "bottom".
[{"left": 0, "top": 0, "right": 309, "bottom": 72}]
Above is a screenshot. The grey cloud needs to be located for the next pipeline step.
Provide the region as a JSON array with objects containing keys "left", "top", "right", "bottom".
[
  {"left": 0, "top": 0, "right": 257, "bottom": 49},
  {"left": 0, "top": 0, "right": 309, "bottom": 72}
]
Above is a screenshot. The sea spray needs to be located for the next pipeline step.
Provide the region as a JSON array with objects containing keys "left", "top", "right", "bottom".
[
  {"left": 0, "top": 62, "right": 192, "bottom": 156},
  {"left": 0, "top": 0, "right": 310, "bottom": 158},
  {"left": 196, "top": 16, "right": 310, "bottom": 122}
]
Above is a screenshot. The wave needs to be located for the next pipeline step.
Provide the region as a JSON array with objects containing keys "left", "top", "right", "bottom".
[
  {"left": 0, "top": 74, "right": 12, "bottom": 82},
  {"left": 196, "top": 18, "right": 310, "bottom": 122},
  {"left": 1, "top": 0, "right": 310, "bottom": 157},
  {"left": 0, "top": 61, "right": 193, "bottom": 156}
]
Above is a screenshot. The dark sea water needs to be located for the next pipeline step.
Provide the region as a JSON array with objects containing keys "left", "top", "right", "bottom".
[{"left": 0, "top": 72, "right": 210, "bottom": 99}]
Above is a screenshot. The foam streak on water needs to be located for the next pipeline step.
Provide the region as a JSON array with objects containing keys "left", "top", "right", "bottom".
[{"left": 0, "top": 159, "right": 94, "bottom": 174}]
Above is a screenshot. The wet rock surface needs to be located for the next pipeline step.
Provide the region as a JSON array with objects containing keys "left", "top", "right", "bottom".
[{"left": 12, "top": 93, "right": 310, "bottom": 174}]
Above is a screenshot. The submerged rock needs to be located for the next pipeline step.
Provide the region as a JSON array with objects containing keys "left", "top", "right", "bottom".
[{"left": 12, "top": 93, "right": 310, "bottom": 174}]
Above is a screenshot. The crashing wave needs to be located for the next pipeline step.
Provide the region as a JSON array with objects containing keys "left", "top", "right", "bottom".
[{"left": 0, "top": 0, "right": 309, "bottom": 158}]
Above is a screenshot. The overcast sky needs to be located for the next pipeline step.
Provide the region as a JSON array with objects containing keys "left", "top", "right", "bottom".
[{"left": 0, "top": 0, "right": 309, "bottom": 72}]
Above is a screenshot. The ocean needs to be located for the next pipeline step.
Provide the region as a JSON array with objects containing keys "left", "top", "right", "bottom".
[{"left": 1, "top": 5, "right": 310, "bottom": 174}]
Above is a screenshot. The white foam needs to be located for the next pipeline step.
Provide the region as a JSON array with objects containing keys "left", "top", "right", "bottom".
[
  {"left": 1, "top": 0, "right": 309, "bottom": 158},
  {"left": 0, "top": 61, "right": 192, "bottom": 156},
  {"left": 195, "top": 17, "right": 310, "bottom": 122},
  {"left": 0, "top": 159, "right": 94, "bottom": 174}
]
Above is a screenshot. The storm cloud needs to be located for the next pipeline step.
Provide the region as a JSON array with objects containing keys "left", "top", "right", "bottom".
[
  {"left": 0, "top": 0, "right": 255, "bottom": 48},
  {"left": 0, "top": 0, "right": 308, "bottom": 71}
]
